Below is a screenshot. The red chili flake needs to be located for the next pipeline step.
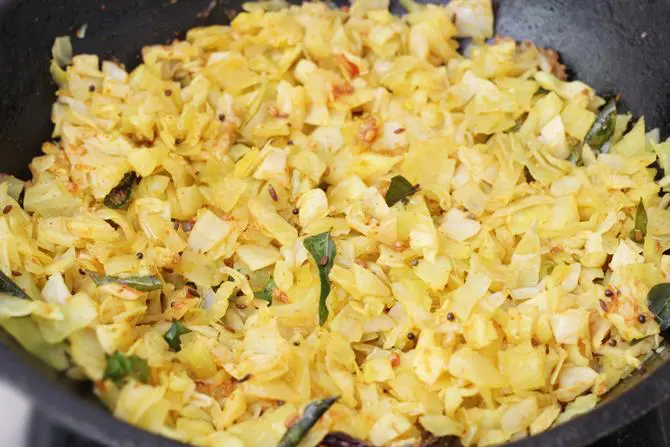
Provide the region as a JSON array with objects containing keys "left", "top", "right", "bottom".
[
  {"left": 390, "top": 352, "right": 401, "bottom": 368},
  {"left": 599, "top": 299, "right": 608, "bottom": 312},
  {"left": 268, "top": 184, "right": 278, "bottom": 202},
  {"left": 2, "top": 205, "right": 12, "bottom": 214},
  {"left": 333, "top": 82, "right": 354, "bottom": 98},
  {"left": 11, "top": 271, "right": 21, "bottom": 277},
  {"left": 319, "top": 255, "right": 329, "bottom": 266},
  {"left": 604, "top": 288, "right": 614, "bottom": 297},
  {"left": 393, "top": 128, "right": 406, "bottom": 134}
]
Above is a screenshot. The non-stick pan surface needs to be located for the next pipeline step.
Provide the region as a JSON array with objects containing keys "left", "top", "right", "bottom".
[{"left": 0, "top": 0, "right": 668, "bottom": 446}]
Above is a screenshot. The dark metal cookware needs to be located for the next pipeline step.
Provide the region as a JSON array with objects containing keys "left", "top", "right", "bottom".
[{"left": 0, "top": 0, "right": 668, "bottom": 446}]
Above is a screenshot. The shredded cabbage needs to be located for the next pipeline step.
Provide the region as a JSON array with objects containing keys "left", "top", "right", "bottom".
[{"left": 0, "top": 1, "right": 664, "bottom": 446}]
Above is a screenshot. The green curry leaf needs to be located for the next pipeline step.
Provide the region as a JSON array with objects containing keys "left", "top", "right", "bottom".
[
  {"left": 320, "top": 432, "right": 375, "bottom": 447},
  {"left": 584, "top": 99, "right": 617, "bottom": 153},
  {"left": 629, "top": 200, "right": 647, "bottom": 243},
  {"left": 0, "top": 271, "right": 30, "bottom": 300},
  {"left": 254, "top": 277, "right": 276, "bottom": 304},
  {"left": 164, "top": 320, "right": 191, "bottom": 352},
  {"left": 648, "top": 283, "right": 670, "bottom": 332},
  {"left": 103, "top": 352, "right": 149, "bottom": 385},
  {"left": 385, "top": 175, "right": 419, "bottom": 207},
  {"left": 277, "top": 396, "right": 339, "bottom": 447},
  {"left": 104, "top": 171, "right": 137, "bottom": 209},
  {"left": 90, "top": 272, "right": 162, "bottom": 292},
  {"left": 303, "top": 232, "right": 336, "bottom": 325}
]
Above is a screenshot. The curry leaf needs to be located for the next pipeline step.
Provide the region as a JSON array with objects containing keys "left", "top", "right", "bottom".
[
  {"left": 584, "top": 99, "right": 617, "bottom": 153},
  {"left": 164, "top": 320, "right": 191, "bottom": 352},
  {"left": 254, "top": 277, "right": 276, "bottom": 303},
  {"left": 103, "top": 352, "right": 149, "bottom": 385},
  {"left": 0, "top": 271, "right": 30, "bottom": 300},
  {"left": 303, "top": 232, "right": 336, "bottom": 325},
  {"left": 320, "top": 432, "right": 375, "bottom": 447},
  {"left": 90, "top": 272, "right": 162, "bottom": 292},
  {"left": 648, "top": 283, "right": 670, "bottom": 331},
  {"left": 385, "top": 175, "right": 419, "bottom": 207},
  {"left": 629, "top": 200, "right": 647, "bottom": 243},
  {"left": 277, "top": 396, "right": 339, "bottom": 447},
  {"left": 104, "top": 171, "right": 137, "bottom": 209}
]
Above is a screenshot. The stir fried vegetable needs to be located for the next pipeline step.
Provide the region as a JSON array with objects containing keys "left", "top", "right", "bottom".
[{"left": 0, "top": 0, "right": 666, "bottom": 445}]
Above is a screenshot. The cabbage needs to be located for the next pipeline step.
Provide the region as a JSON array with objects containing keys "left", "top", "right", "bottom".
[
  {"left": 1, "top": 317, "right": 69, "bottom": 370},
  {"left": 450, "top": 273, "right": 492, "bottom": 319},
  {"left": 499, "top": 342, "right": 547, "bottom": 392},
  {"left": 0, "top": 5, "right": 663, "bottom": 445},
  {"left": 41, "top": 273, "right": 72, "bottom": 304},
  {"left": 440, "top": 208, "right": 481, "bottom": 241},
  {"left": 236, "top": 244, "right": 281, "bottom": 271},
  {"left": 188, "top": 209, "right": 234, "bottom": 252},
  {"left": 447, "top": 347, "right": 505, "bottom": 388},
  {"left": 36, "top": 293, "right": 97, "bottom": 343}
]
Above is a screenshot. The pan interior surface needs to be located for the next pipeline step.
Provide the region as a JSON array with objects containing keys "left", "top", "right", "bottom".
[{"left": 0, "top": 0, "right": 668, "bottom": 446}]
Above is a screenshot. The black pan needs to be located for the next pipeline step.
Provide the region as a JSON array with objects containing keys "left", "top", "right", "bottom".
[{"left": 0, "top": 0, "right": 668, "bottom": 446}]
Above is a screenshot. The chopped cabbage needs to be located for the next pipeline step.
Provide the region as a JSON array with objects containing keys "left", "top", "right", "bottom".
[{"left": 0, "top": 2, "right": 664, "bottom": 446}]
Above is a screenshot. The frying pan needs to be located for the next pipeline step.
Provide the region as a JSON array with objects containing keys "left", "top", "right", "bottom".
[{"left": 0, "top": 0, "right": 668, "bottom": 446}]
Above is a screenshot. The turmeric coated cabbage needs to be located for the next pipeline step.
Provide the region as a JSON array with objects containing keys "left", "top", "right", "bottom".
[{"left": 0, "top": 0, "right": 667, "bottom": 445}]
